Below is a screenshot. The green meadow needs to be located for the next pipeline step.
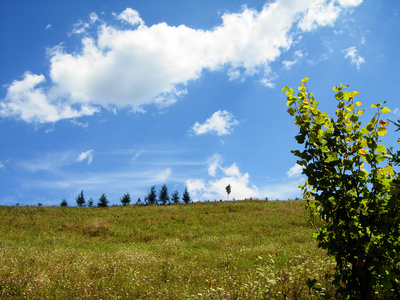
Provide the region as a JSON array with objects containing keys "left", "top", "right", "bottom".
[{"left": 0, "top": 200, "right": 336, "bottom": 299}]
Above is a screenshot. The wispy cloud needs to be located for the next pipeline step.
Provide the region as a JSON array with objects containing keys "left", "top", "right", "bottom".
[
  {"left": 343, "top": 46, "right": 365, "bottom": 70},
  {"left": 192, "top": 110, "right": 239, "bottom": 136},
  {"left": 18, "top": 152, "right": 75, "bottom": 172},
  {"left": 131, "top": 149, "right": 145, "bottom": 163},
  {"left": 282, "top": 50, "right": 304, "bottom": 70},
  {"left": 78, "top": 150, "right": 94, "bottom": 165},
  {"left": 0, "top": 1, "right": 362, "bottom": 124}
]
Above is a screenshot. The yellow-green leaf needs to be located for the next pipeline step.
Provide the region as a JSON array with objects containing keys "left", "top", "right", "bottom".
[
  {"left": 377, "top": 127, "right": 388, "bottom": 136},
  {"left": 376, "top": 144, "right": 386, "bottom": 154},
  {"left": 381, "top": 107, "right": 391, "bottom": 114},
  {"left": 357, "top": 109, "right": 365, "bottom": 116},
  {"left": 287, "top": 107, "right": 296, "bottom": 116},
  {"left": 301, "top": 77, "right": 309, "bottom": 83},
  {"left": 333, "top": 86, "right": 341, "bottom": 92},
  {"left": 355, "top": 101, "right": 362, "bottom": 106},
  {"left": 298, "top": 83, "right": 306, "bottom": 90}
]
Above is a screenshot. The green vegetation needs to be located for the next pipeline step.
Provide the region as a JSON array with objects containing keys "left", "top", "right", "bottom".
[
  {"left": 97, "top": 193, "right": 109, "bottom": 207},
  {"left": 0, "top": 200, "right": 335, "bottom": 299},
  {"left": 284, "top": 78, "right": 400, "bottom": 299},
  {"left": 120, "top": 192, "right": 131, "bottom": 206},
  {"left": 76, "top": 190, "right": 85, "bottom": 207},
  {"left": 182, "top": 187, "right": 191, "bottom": 204}
]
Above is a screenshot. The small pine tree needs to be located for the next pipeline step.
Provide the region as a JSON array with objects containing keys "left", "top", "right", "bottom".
[
  {"left": 145, "top": 186, "right": 157, "bottom": 205},
  {"left": 158, "top": 184, "right": 170, "bottom": 205},
  {"left": 171, "top": 189, "right": 180, "bottom": 204},
  {"left": 182, "top": 187, "right": 191, "bottom": 204},
  {"left": 87, "top": 198, "right": 93, "bottom": 208},
  {"left": 60, "top": 198, "right": 68, "bottom": 207},
  {"left": 76, "top": 190, "right": 85, "bottom": 207},
  {"left": 121, "top": 192, "right": 131, "bottom": 206},
  {"left": 136, "top": 198, "right": 142, "bottom": 205},
  {"left": 97, "top": 194, "right": 108, "bottom": 207}
]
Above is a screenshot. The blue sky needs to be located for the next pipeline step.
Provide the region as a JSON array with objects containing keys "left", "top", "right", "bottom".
[{"left": 1, "top": 0, "right": 399, "bottom": 206}]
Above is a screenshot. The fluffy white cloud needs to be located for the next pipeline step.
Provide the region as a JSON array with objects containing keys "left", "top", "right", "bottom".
[
  {"left": 287, "top": 163, "right": 304, "bottom": 178},
  {"left": 0, "top": 72, "right": 98, "bottom": 123},
  {"left": 337, "top": 0, "right": 363, "bottom": 7},
  {"left": 343, "top": 46, "right": 365, "bottom": 70},
  {"left": 1, "top": 1, "right": 362, "bottom": 123},
  {"left": 187, "top": 155, "right": 259, "bottom": 201},
  {"left": 298, "top": 0, "right": 341, "bottom": 31},
  {"left": 114, "top": 8, "right": 144, "bottom": 27},
  {"left": 78, "top": 150, "right": 94, "bottom": 165},
  {"left": 192, "top": 110, "right": 239, "bottom": 136}
]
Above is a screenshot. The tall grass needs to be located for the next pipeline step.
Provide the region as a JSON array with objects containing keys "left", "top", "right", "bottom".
[{"left": 0, "top": 200, "right": 335, "bottom": 299}]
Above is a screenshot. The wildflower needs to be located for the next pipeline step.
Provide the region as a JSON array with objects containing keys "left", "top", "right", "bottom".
[{"left": 358, "top": 149, "right": 368, "bottom": 156}]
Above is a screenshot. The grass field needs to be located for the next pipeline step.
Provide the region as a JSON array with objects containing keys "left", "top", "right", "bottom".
[{"left": 0, "top": 200, "right": 336, "bottom": 299}]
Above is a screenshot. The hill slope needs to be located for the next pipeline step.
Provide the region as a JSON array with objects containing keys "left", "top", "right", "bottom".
[{"left": 0, "top": 200, "right": 335, "bottom": 299}]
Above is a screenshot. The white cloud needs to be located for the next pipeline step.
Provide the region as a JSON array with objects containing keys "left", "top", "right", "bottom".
[
  {"left": 298, "top": 0, "right": 341, "bottom": 31},
  {"left": 394, "top": 108, "right": 400, "bottom": 116},
  {"left": 287, "top": 163, "right": 304, "bottom": 178},
  {"left": 71, "top": 12, "right": 99, "bottom": 35},
  {"left": 1, "top": 1, "right": 362, "bottom": 123},
  {"left": 192, "top": 110, "right": 239, "bottom": 136},
  {"left": 208, "top": 154, "right": 223, "bottom": 177},
  {"left": 343, "top": 46, "right": 365, "bottom": 70},
  {"left": 78, "top": 150, "right": 94, "bottom": 165},
  {"left": 187, "top": 156, "right": 259, "bottom": 201},
  {"left": 131, "top": 149, "right": 145, "bottom": 163},
  {"left": 114, "top": 8, "right": 144, "bottom": 27},
  {"left": 337, "top": 0, "right": 363, "bottom": 7},
  {"left": 259, "top": 179, "right": 304, "bottom": 200},
  {"left": 0, "top": 161, "right": 5, "bottom": 170},
  {"left": 0, "top": 72, "right": 99, "bottom": 123},
  {"left": 154, "top": 167, "right": 172, "bottom": 182},
  {"left": 45, "top": 24, "right": 52, "bottom": 30},
  {"left": 18, "top": 151, "right": 75, "bottom": 172},
  {"left": 282, "top": 50, "right": 304, "bottom": 70}
]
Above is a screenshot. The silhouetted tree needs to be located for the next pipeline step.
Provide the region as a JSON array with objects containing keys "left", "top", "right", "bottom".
[
  {"left": 136, "top": 198, "right": 143, "bottom": 205},
  {"left": 145, "top": 186, "right": 157, "bottom": 205},
  {"left": 225, "top": 184, "right": 231, "bottom": 201},
  {"left": 121, "top": 192, "right": 131, "bottom": 206},
  {"left": 76, "top": 190, "right": 85, "bottom": 207},
  {"left": 159, "top": 184, "right": 170, "bottom": 205},
  {"left": 97, "top": 194, "right": 109, "bottom": 207},
  {"left": 87, "top": 197, "right": 94, "bottom": 207},
  {"left": 182, "top": 187, "right": 191, "bottom": 204},
  {"left": 171, "top": 189, "right": 180, "bottom": 204},
  {"left": 60, "top": 198, "right": 68, "bottom": 207}
]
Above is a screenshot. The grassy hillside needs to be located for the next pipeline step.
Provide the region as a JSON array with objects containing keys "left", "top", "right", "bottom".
[{"left": 0, "top": 200, "right": 335, "bottom": 299}]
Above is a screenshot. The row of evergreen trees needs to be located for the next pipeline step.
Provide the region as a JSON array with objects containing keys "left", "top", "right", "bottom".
[{"left": 60, "top": 185, "right": 191, "bottom": 207}]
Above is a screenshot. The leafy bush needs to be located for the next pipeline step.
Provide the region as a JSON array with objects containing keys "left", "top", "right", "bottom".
[{"left": 284, "top": 78, "right": 400, "bottom": 299}]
